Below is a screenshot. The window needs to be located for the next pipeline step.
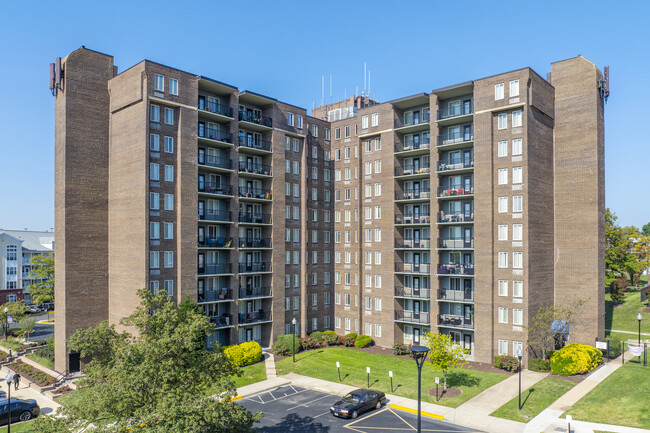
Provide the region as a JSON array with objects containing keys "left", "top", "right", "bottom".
[
  {"left": 364, "top": 139, "right": 372, "bottom": 152},
  {"left": 498, "top": 140, "right": 507, "bottom": 157},
  {"left": 150, "top": 222, "right": 160, "bottom": 239},
  {"left": 371, "top": 113, "right": 378, "bottom": 126},
  {"left": 374, "top": 206, "right": 381, "bottom": 219},
  {"left": 498, "top": 196, "right": 508, "bottom": 213},
  {"left": 296, "top": 115, "right": 303, "bottom": 128},
  {"left": 513, "top": 309, "right": 523, "bottom": 326},
  {"left": 344, "top": 147, "right": 351, "bottom": 159},
  {"left": 164, "top": 251, "right": 173, "bottom": 268},
  {"left": 498, "top": 307, "right": 508, "bottom": 323},
  {"left": 324, "top": 169, "right": 330, "bottom": 181},
  {"left": 513, "top": 280, "right": 523, "bottom": 298},
  {"left": 345, "top": 317, "right": 351, "bottom": 331},
  {"left": 150, "top": 280, "right": 159, "bottom": 294},
  {"left": 164, "top": 136, "right": 173, "bottom": 153},
  {"left": 164, "top": 165, "right": 174, "bottom": 182},
  {"left": 375, "top": 251, "right": 382, "bottom": 265},
  {"left": 375, "top": 138, "right": 381, "bottom": 150},
  {"left": 498, "top": 225, "right": 508, "bottom": 241},
  {"left": 374, "top": 229, "right": 381, "bottom": 242},
  {"left": 375, "top": 274, "right": 382, "bottom": 288},
  {"left": 344, "top": 293, "right": 351, "bottom": 306},
  {"left": 164, "top": 280, "right": 173, "bottom": 296},
  {"left": 293, "top": 228, "right": 299, "bottom": 241},
  {"left": 312, "top": 124, "right": 318, "bottom": 137},
  {"left": 512, "top": 167, "right": 522, "bottom": 184},
  {"left": 512, "top": 110, "right": 522, "bottom": 127},
  {"left": 374, "top": 160, "right": 381, "bottom": 173},
  {"left": 169, "top": 78, "right": 178, "bottom": 95},
  {"left": 497, "top": 113, "right": 507, "bottom": 130},
  {"left": 293, "top": 138, "right": 300, "bottom": 152},
  {"left": 498, "top": 168, "right": 508, "bottom": 185},
  {"left": 513, "top": 196, "right": 523, "bottom": 213},
  {"left": 293, "top": 161, "right": 299, "bottom": 175},
  {"left": 513, "top": 252, "right": 523, "bottom": 269},
  {"left": 324, "top": 292, "right": 330, "bottom": 305},
  {"left": 365, "top": 322, "right": 371, "bottom": 335},
  {"left": 324, "top": 128, "right": 331, "bottom": 140},
  {"left": 345, "top": 167, "right": 351, "bottom": 180},
  {"left": 324, "top": 250, "right": 331, "bottom": 262},
  {"left": 513, "top": 224, "right": 522, "bottom": 241},
  {"left": 365, "top": 184, "right": 372, "bottom": 198},
  {"left": 312, "top": 146, "right": 318, "bottom": 159},
  {"left": 365, "top": 274, "right": 372, "bottom": 287},
  {"left": 512, "top": 138, "right": 522, "bottom": 155},
  {"left": 509, "top": 80, "right": 519, "bottom": 97},
  {"left": 285, "top": 230, "right": 291, "bottom": 242},
  {"left": 498, "top": 280, "right": 508, "bottom": 296},
  {"left": 495, "top": 83, "right": 504, "bottom": 100},
  {"left": 293, "top": 183, "right": 299, "bottom": 197},
  {"left": 150, "top": 192, "right": 159, "bottom": 210},
  {"left": 285, "top": 160, "right": 291, "bottom": 173},
  {"left": 345, "top": 188, "right": 351, "bottom": 200},
  {"left": 164, "top": 108, "right": 174, "bottom": 125},
  {"left": 163, "top": 222, "right": 173, "bottom": 239},
  {"left": 285, "top": 275, "right": 290, "bottom": 288},
  {"left": 150, "top": 251, "right": 159, "bottom": 268},
  {"left": 362, "top": 115, "right": 368, "bottom": 129},
  {"left": 287, "top": 112, "right": 294, "bottom": 126},
  {"left": 374, "top": 297, "right": 382, "bottom": 311},
  {"left": 335, "top": 293, "right": 341, "bottom": 305},
  {"left": 335, "top": 128, "right": 341, "bottom": 139},
  {"left": 293, "top": 296, "right": 299, "bottom": 310},
  {"left": 150, "top": 134, "right": 160, "bottom": 151},
  {"left": 154, "top": 74, "right": 164, "bottom": 91},
  {"left": 312, "top": 230, "right": 317, "bottom": 243},
  {"left": 150, "top": 104, "right": 160, "bottom": 122},
  {"left": 375, "top": 324, "right": 382, "bottom": 338},
  {"left": 312, "top": 293, "right": 318, "bottom": 306},
  {"left": 365, "top": 296, "right": 372, "bottom": 310},
  {"left": 285, "top": 182, "right": 291, "bottom": 196},
  {"left": 365, "top": 162, "right": 371, "bottom": 175},
  {"left": 374, "top": 183, "right": 381, "bottom": 196},
  {"left": 498, "top": 252, "right": 508, "bottom": 268},
  {"left": 498, "top": 340, "right": 508, "bottom": 356},
  {"left": 345, "top": 125, "right": 350, "bottom": 137},
  {"left": 285, "top": 297, "right": 291, "bottom": 311}
]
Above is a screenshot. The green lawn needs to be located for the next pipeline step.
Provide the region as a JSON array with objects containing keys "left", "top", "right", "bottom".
[
  {"left": 605, "top": 289, "right": 650, "bottom": 335},
  {"left": 234, "top": 362, "right": 267, "bottom": 388},
  {"left": 565, "top": 349, "right": 650, "bottom": 429},
  {"left": 0, "top": 420, "right": 35, "bottom": 432},
  {"left": 26, "top": 353, "right": 54, "bottom": 370},
  {"left": 0, "top": 339, "right": 23, "bottom": 351},
  {"left": 55, "top": 387, "right": 89, "bottom": 407},
  {"left": 491, "top": 378, "right": 575, "bottom": 423},
  {"left": 276, "top": 348, "right": 508, "bottom": 408}
]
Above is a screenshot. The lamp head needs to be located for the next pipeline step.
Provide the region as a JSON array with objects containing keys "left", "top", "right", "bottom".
[
  {"left": 409, "top": 345, "right": 430, "bottom": 367},
  {"left": 4, "top": 373, "right": 12, "bottom": 385},
  {"left": 517, "top": 348, "right": 523, "bottom": 360},
  {"left": 638, "top": 312, "right": 643, "bottom": 321},
  {"left": 292, "top": 317, "right": 296, "bottom": 325},
  {"left": 3, "top": 308, "right": 7, "bottom": 313}
]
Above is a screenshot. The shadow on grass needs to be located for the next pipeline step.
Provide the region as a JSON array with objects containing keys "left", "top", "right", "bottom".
[
  {"left": 447, "top": 371, "right": 481, "bottom": 388},
  {"left": 392, "top": 384, "right": 402, "bottom": 393},
  {"left": 298, "top": 349, "right": 325, "bottom": 360},
  {"left": 339, "top": 373, "right": 349, "bottom": 382},
  {"left": 521, "top": 387, "right": 535, "bottom": 408},
  {"left": 368, "top": 379, "right": 380, "bottom": 388}
]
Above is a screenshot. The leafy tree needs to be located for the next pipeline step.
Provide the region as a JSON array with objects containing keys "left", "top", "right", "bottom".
[
  {"left": 609, "top": 277, "right": 627, "bottom": 304},
  {"left": 633, "top": 234, "right": 650, "bottom": 281},
  {"left": 0, "top": 301, "right": 27, "bottom": 340},
  {"left": 525, "top": 298, "right": 586, "bottom": 359},
  {"left": 605, "top": 209, "right": 638, "bottom": 279},
  {"left": 422, "top": 332, "right": 469, "bottom": 389},
  {"left": 27, "top": 254, "right": 54, "bottom": 305},
  {"left": 32, "top": 289, "right": 260, "bottom": 433},
  {"left": 19, "top": 317, "right": 37, "bottom": 341},
  {"left": 642, "top": 222, "right": 650, "bottom": 237}
]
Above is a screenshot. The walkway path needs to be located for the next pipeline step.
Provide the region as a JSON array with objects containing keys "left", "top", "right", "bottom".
[{"left": 607, "top": 328, "right": 650, "bottom": 336}]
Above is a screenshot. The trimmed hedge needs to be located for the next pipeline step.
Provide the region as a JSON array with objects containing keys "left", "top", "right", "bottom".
[
  {"left": 342, "top": 333, "right": 357, "bottom": 347},
  {"left": 528, "top": 358, "right": 551, "bottom": 372},
  {"left": 494, "top": 355, "right": 519, "bottom": 372},
  {"left": 550, "top": 343, "right": 602, "bottom": 376},
  {"left": 272, "top": 334, "right": 301, "bottom": 356},
  {"left": 224, "top": 341, "right": 262, "bottom": 367},
  {"left": 354, "top": 335, "right": 373, "bottom": 348},
  {"left": 601, "top": 337, "right": 622, "bottom": 359},
  {"left": 392, "top": 343, "right": 410, "bottom": 355},
  {"left": 323, "top": 331, "right": 342, "bottom": 346},
  {"left": 300, "top": 336, "right": 319, "bottom": 350}
]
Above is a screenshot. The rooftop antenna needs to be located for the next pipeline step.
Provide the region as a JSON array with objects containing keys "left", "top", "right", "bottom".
[
  {"left": 368, "top": 68, "right": 371, "bottom": 103},
  {"left": 321, "top": 75, "right": 325, "bottom": 118},
  {"left": 364, "top": 61, "right": 367, "bottom": 95},
  {"left": 330, "top": 75, "right": 332, "bottom": 105}
]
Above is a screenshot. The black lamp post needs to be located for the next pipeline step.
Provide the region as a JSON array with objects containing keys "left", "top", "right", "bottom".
[
  {"left": 292, "top": 317, "right": 297, "bottom": 363},
  {"left": 517, "top": 348, "right": 523, "bottom": 410},
  {"left": 3, "top": 307, "right": 8, "bottom": 341},
  {"left": 410, "top": 345, "right": 430, "bottom": 433},
  {"left": 637, "top": 312, "right": 642, "bottom": 346},
  {"left": 5, "top": 372, "right": 13, "bottom": 433}
]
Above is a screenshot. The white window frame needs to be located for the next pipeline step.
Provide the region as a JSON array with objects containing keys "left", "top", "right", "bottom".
[
  {"left": 498, "top": 280, "right": 508, "bottom": 296},
  {"left": 513, "top": 196, "right": 523, "bottom": 213},
  {"left": 154, "top": 74, "right": 164, "bottom": 91},
  {"left": 513, "top": 309, "right": 523, "bottom": 326},
  {"left": 361, "top": 115, "right": 368, "bottom": 129},
  {"left": 512, "top": 167, "right": 522, "bottom": 184},
  {"left": 498, "top": 196, "right": 508, "bottom": 213},
  {"left": 498, "top": 224, "right": 508, "bottom": 241},
  {"left": 497, "top": 113, "right": 507, "bottom": 130},
  {"left": 498, "top": 307, "right": 508, "bottom": 324},
  {"left": 512, "top": 110, "right": 522, "bottom": 128},
  {"left": 371, "top": 113, "right": 378, "bottom": 127},
  {"left": 513, "top": 252, "right": 523, "bottom": 269},
  {"left": 495, "top": 83, "right": 504, "bottom": 100},
  {"left": 169, "top": 78, "right": 178, "bottom": 95},
  {"left": 509, "top": 80, "right": 519, "bottom": 97},
  {"left": 513, "top": 280, "right": 523, "bottom": 298},
  {"left": 498, "top": 140, "right": 507, "bottom": 157},
  {"left": 512, "top": 138, "right": 523, "bottom": 156},
  {"left": 513, "top": 224, "right": 523, "bottom": 241},
  {"left": 498, "top": 252, "right": 508, "bottom": 269},
  {"left": 498, "top": 168, "right": 508, "bottom": 185}
]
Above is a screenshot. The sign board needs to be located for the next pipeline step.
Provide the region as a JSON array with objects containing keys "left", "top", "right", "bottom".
[
  {"left": 6, "top": 315, "right": 13, "bottom": 324},
  {"left": 595, "top": 341, "right": 607, "bottom": 350},
  {"left": 435, "top": 377, "right": 439, "bottom": 384}
]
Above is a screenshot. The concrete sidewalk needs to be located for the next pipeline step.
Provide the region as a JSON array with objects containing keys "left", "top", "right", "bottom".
[{"left": 0, "top": 365, "right": 61, "bottom": 416}]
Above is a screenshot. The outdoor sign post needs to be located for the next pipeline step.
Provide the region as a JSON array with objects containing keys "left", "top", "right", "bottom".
[
  {"left": 389, "top": 371, "right": 393, "bottom": 392},
  {"left": 366, "top": 367, "right": 370, "bottom": 388},
  {"left": 435, "top": 376, "right": 440, "bottom": 401},
  {"left": 336, "top": 362, "right": 341, "bottom": 382},
  {"left": 595, "top": 340, "right": 608, "bottom": 363},
  {"left": 566, "top": 414, "right": 572, "bottom": 433}
]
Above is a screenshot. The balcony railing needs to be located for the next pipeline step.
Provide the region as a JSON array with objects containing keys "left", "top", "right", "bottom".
[
  {"left": 437, "top": 263, "right": 474, "bottom": 275},
  {"left": 199, "top": 155, "right": 232, "bottom": 170},
  {"left": 198, "top": 289, "right": 233, "bottom": 302},
  {"left": 395, "top": 112, "right": 430, "bottom": 129},
  {"left": 238, "top": 212, "right": 271, "bottom": 224},
  {"left": 438, "top": 289, "right": 474, "bottom": 302},
  {"left": 198, "top": 237, "right": 234, "bottom": 248},
  {"left": 395, "top": 310, "right": 431, "bottom": 324},
  {"left": 210, "top": 314, "right": 233, "bottom": 328},
  {"left": 199, "top": 210, "right": 232, "bottom": 222},
  {"left": 200, "top": 100, "right": 234, "bottom": 118},
  {"left": 199, "top": 263, "right": 233, "bottom": 275},
  {"left": 438, "top": 212, "right": 474, "bottom": 223},
  {"left": 437, "top": 186, "right": 474, "bottom": 197},
  {"left": 238, "top": 286, "right": 272, "bottom": 299},
  {"left": 438, "top": 314, "right": 473, "bottom": 329},
  {"left": 395, "top": 188, "right": 431, "bottom": 200},
  {"left": 437, "top": 159, "right": 474, "bottom": 172},
  {"left": 395, "top": 263, "right": 431, "bottom": 273},
  {"left": 238, "top": 187, "right": 272, "bottom": 200},
  {"left": 437, "top": 103, "right": 473, "bottom": 120},
  {"left": 238, "top": 161, "right": 272, "bottom": 176},
  {"left": 238, "top": 238, "right": 271, "bottom": 248},
  {"left": 199, "top": 182, "right": 233, "bottom": 196},
  {"left": 238, "top": 137, "right": 272, "bottom": 152},
  {"left": 438, "top": 238, "right": 474, "bottom": 249},
  {"left": 395, "top": 136, "right": 431, "bottom": 153},
  {"left": 395, "top": 239, "right": 431, "bottom": 249},
  {"left": 238, "top": 310, "right": 270, "bottom": 324},
  {"left": 437, "top": 129, "right": 474, "bottom": 146},
  {"left": 238, "top": 262, "right": 271, "bottom": 273},
  {"left": 395, "top": 164, "right": 431, "bottom": 177},
  {"left": 238, "top": 111, "right": 273, "bottom": 127},
  {"left": 395, "top": 214, "right": 432, "bottom": 225},
  {"left": 395, "top": 287, "right": 431, "bottom": 299},
  {"left": 198, "top": 127, "right": 233, "bottom": 144}
]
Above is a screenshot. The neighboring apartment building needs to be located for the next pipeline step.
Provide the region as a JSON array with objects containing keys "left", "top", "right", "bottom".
[
  {"left": 54, "top": 47, "right": 604, "bottom": 372},
  {"left": 0, "top": 229, "right": 54, "bottom": 304}
]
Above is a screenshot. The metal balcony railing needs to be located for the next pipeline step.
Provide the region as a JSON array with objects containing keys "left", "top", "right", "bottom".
[
  {"left": 210, "top": 314, "right": 233, "bottom": 328},
  {"left": 199, "top": 210, "right": 232, "bottom": 222},
  {"left": 437, "top": 129, "right": 474, "bottom": 146},
  {"left": 438, "top": 289, "right": 474, "bottom": 302},
  {"left": 238, "top": 161, "right": 272, "bottom": 175},
  {"left": 198, "top": 237, "right": 234, "bottom": 248},
  {"left": 395, "top": 135, "right": 431, "bottom": 153},
  {"left": 238, "top": 187, "right": 272, "bottom": 200},
  {"left": 395, "top": 310, "right": 431, "bottom": 324},
  {"left": 437, "top": 159, "right": 474, "bottom": 172},
  {"left": 238, "top": 238, "right": 271, "bottom": 248},
  {"left": 395, "top": 112, "right": 431, "bottom": 129},
  {"left": 198, "top": 289, "right": 233, "bottom": 302},
  {"left": 198, "top": 182, "right": 233, "bottom": 196},
  {"left": 438, "top": 314, "right": 473, "bottom": 329},
  {"left": 395, "top": 239, "right": 432, "bottom": 249},
  {"left": 395, "top": 213, "right": 432, "bottom": 225},
  {"left": 238, "top": 212, "right": 271, "bottom": 224},
  {"left": 199, "top": 263, "right": 233, "bottom": 275},
  {"left": 395, "top": 287, "right": 431, "bottom": 299},
  {"left": 395, "top": 263, "right": 431, "bottom": 273},
  {"left": 438, "top": 212, "right": 474, "bottom": 223},
  {"left": 199, "top": 155, "right": 232, "bottom": 170},
  {"left": 238, "top": 262, "right": 271, "bottom": 273},
  {"left": 437, "top": 263, "right": 474, "bottom": 276},
  {"left": 238, "top": 111, "right": 273, "bottom": 127},
  {"left": 238, "top": 310, "right": 270, "bottom": 324},
  {"left": 437, "top": 102, "right": 473, "bottom": 120},
  {"left": 395, "top": 188, "right": 431, "bottom": 200},
  {"left": 395, "top": 164, "right": 431, "bottom": 176},
  {"left": 199, "top": 100, "right": 234, "bottom": 118},
  {"left": 238, "top": 286, "right": 272, "bottom": 299},
  {"left": 238, "top": 137, "right": 272, "bottom": 152},
  {"left": 438, "top": 238, "right": 474, "bottom": 249},
  {"left": 437, "top": 186, "right": 474, "bottom": 197},
  {"left": 198, "top": 126, "right": 233, "bottom": 143}
]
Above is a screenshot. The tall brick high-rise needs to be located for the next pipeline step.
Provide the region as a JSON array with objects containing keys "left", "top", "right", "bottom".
[{"left": 54, "top": 47, "right": 605, "bottom": 372}]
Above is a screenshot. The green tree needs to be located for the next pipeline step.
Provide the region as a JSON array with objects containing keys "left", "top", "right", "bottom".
[
  {"left": 18, "top": 317, "right": 37, "bottom": 341},
  {"left": 422, "top": 332, "right": 469, "bottom": 389},
  {"left": 27, "top": 254, "right": 54, "bottom": 305},
  {"left": 33, "top": 289, "right": 260, "bottom": 433},
  {"left": 605, "top": 209, "right": 638, "bottom": 279},
  {"left": 525, "top": 298, "right": 586, "bottom": 358},
  {"left": 642, "top": 222, "right": 650, "bottom": 237},
  {"left": 610, "top": 277, "right": 627, "bottom": 304},
  {"left": 0, "top": 301, "right": 27, "bottom": 340}
]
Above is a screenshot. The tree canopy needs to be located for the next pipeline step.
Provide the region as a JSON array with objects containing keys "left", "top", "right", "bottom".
[
  {"left": 422, "top": 332, "right": 469, "bottom": 389},
  {"left": 27, "top": 254, "right": 54, "bottom": 305},
  {"left": 605, "top": 208, "right": 641, "bottom": 279},
  {"left": 33, "top": 289, "right": 260, "bottom": 433}
]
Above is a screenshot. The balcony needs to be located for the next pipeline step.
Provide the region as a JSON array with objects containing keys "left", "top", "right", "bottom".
[
  {"left": 238, "top": 310, "right": 271, "bottom": 325},
  {"left": 238, "top": 137, "right": 272, "bottom": 153},
  {"left": 199, "top": 100, "right": 234, "bottom": 119},
  {"left": 437, "top": 103, "right": 473, "bottom": 121},
  {"left": 238, "top": 238, "right": 271, "bottom": 249},
  {"left": 437, "top": 212, "right": 474, "bottom": 224},
  {"left": 210, "top": 314, "right": 233, "bottom": 328},
  {"left": 437, "top": 159, "right": 474, "bottom": 173},
  {"left": 438, "top": 289, "right": 474, "bottom": 302},
  {"left": 437, "top": 263, "right": 474, "bottom": 276},
  {"left": 199, "top": 263, "right": 233, "bottom": 275},
  {"left": 394, "top": 112, "right": 431, "bottom": 133},
  {"left": 199, "top": 155, "right": 233, "bottom": 171},
  {"left": 198, "top": 289, "right": 233, "bottom": 303},
  {"left": 198, "top": 127, "right": 234, "bottom": 146},
  {"left": 198, "top": 237, "right": 234, "bottom": 248},
  {"left": 238, "top": 212, "right": 271, "bottom": 224},
  {"left": 438, "top": 314, "right": 473, "bottom": 329},
  {"left": 199, "top": 210, "right": 232, "bottom": 223},
  {"left": 437, "top": 129, "right": 474, "bottom": 149},
  {"left": 238, "top": 286, "right": 272, "bottom": 299},
  {"left": 394, "top": 136, "right": 431, "bottom": 154},
  {"left": 395, "top": 238, "right": 431, "bottom": 249},
  {"left": 437, "top": 186, "right": 474, "bottom": 198},
  {"left": 238, "top": 161, "right": 272, "bottom": 176},
  {"left": 395, "top": 263, "right": 431, "bottom": 274},
  {"left": 395, "top": 164, "right": 431, "bottom": 178},
  {"left": 395, "top": 214, "right": 432, "bottom": 225},
  {"left": 238, "top": 187, "right": 272, "bottom": 200},
  {"left": 395, "top": 188, "right": 431, "bottom": 201},
  {"left": 198, "top": 182, "right": 233, "bottom": 197},
  {"left": 438, "top": 238, "right": 474, "bottom": 249},
  {"left": 395, "top": 310, "right": 431, "bottom": 325},
  {"left": 238, "top": 111, "right": 273, "bottom": 129},
  {"left": 395, "top": 287, "right": 431, "bottom": 299},
  {"left": 238, "top": 262, "right": 271, "bottom": 274}
]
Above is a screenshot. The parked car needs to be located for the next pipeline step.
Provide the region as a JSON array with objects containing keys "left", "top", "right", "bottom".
[
  {"left": 40, "top": 303, "right": 54, "bottom": 312},
  {"left": 27, "top": 305, "right": 42, "bottom": 314},
  {"left": 330, "top": 389, "right": 386, "bottom": 419},
  {"left": 0, "top": 398, "right": 40, "bottom": 424}
]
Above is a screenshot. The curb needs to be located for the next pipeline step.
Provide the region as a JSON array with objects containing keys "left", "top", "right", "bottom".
[{"left": 389, "top": 403, "right": 444, "bottom": 420}]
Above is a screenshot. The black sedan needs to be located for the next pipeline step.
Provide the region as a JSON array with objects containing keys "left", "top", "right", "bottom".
[
  {"left": 330, "top": 389, "right": 386, "bottom": 419},
  {"left": 0, "top": 398, "right": 40, "bottom": 424}
]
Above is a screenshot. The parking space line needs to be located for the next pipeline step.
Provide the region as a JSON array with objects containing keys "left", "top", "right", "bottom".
[
  {"left": 344, "top": 407, "right": 391, "bottom": 430},
  {"left": 313, "top": 411, "right": 331, "bottom": 419},
  {"left": 285, "top": 394, "right": 331, "bottom": 411},
  {"left": 387, "top": 408, "right": 416, "bottom": 430}
]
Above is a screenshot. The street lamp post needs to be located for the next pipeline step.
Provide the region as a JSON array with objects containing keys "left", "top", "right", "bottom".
[
  {"left": 517, "top": 348, "right": 523, "bottom": 410},
  {"left": 409, "top": 345, "right": 430, "bottom": 433},
  {"left": 5, "top": 372, "right": 13, "bottom": 433},
  {"left": 637, "top": 312, "right": 642, "bottom": 346},
  {"left": 3, "top": 307, "right": 8, "bottom": 341},
  {"left": 292, "top": 317, "right": 297, "bottom": 363}
]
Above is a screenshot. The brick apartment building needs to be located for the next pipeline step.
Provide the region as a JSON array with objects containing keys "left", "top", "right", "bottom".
[{"left": 53, "top": 47, "right": 604, "bottom": 372}]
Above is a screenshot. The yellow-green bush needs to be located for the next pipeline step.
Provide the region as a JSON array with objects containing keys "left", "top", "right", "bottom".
[
  {"left": 550, "top": 343, "right": 602, "bottom": 376},
  {"left": 224, "top": 341, "right": 262, "bottom": 367}
]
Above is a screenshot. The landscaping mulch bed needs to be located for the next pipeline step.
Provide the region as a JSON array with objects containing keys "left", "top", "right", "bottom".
[
  {"left": 7, "top": 360, "right": 57, "bottom": 387},
  {"left": 428, "top": 386, "right": 462, "bottom": 399}
]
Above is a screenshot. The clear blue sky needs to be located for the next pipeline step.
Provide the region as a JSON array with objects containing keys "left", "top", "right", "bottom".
[{"left": 0, "top": 0, "right": 648, "bottom": 230}]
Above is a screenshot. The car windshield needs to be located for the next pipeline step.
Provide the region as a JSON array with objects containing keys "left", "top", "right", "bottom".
[{"left": 343, "top": 393, "right": 361, "bottom": 403}]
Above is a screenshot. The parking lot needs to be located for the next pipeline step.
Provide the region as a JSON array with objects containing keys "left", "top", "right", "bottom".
[{"left": 238, "top": 385, "right": 479, "bottom": 432}]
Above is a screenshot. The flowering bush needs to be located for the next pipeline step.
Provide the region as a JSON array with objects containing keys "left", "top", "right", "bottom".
[
  {"left": 342, "top": 333, "right": 357, "bottom": 347},
  {"left": 300, "top": 336, "right": 319, "bottom": 350},
  {"left": 550, "top": 343, "right": 602, "bottom": 376},
  {"left": 224, "top": 341, "right": 262, "bottom": 367},
  {"left": 494, "top": 355, "right": 520, "bottom": 372},
  {"left": 271, "top": 334, "right": 301, "bottom": 356},
  {"left": 323, "top": 331, "right": 342, "bottom": 346},
  {"left": 392, "top": 343, "right": 410, "bottom": 355}
]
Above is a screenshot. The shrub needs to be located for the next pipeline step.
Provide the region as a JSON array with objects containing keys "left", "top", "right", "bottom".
[
  {"left": 354, "top": 335, "right": 373, "bottom": 348},
  {"left": 300, "top": 336, "right": 319, "bottom": 350},
  {"left": 494, "top": 355, "right": 519, "bottom": 372},
  {"left": 393, "top": 343, "right": 410, "bottom": 355},
  {"left": 550, "top": 343, "right": 602, "bottom": 376},
  {"left": 545, "top": 350, "right": 556, "bottom": 360},
  {"left": 604, "top": 337, "right": 622, "bottom": 359},
  {"left": 342, "top": 334, "right": 357, "bottom": 347},
  {"left": 610, "top": 277, "right": 627, "bottom": 304},
  {"left": 224, "top": 341, "right": 262, "bottom": 367},
  {"left": 272, "top": 334, "right": 301, "bottom": 356},
  {"left": 322, "top": 331, "right": 341, "bottom": 346},
  {"left": 309, "top": 331, "right": 325, "bottom": 344},
  {"left": 528, "top": 358, "right": 551, "bottom": 372},
  {"left": 493, "top": 355, "right": 505, "bottom": 368}
]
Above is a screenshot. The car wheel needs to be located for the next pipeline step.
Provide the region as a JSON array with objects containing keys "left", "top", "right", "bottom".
[
  {"left": 375, "top": 400, "right": 382, "bottom": 410},
  {"left": 351, "top": 410, "right": 358, "bottom": 419},
  {"left": 19, "top": 411, "right": 32, "bottom": 422}
]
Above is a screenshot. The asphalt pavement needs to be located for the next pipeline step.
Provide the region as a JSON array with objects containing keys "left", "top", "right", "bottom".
[{"left": 8, "top": 312, "right": 54, "bottom": 342}]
